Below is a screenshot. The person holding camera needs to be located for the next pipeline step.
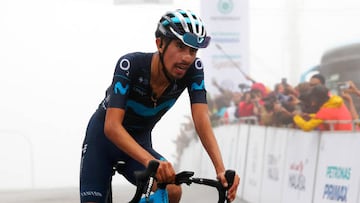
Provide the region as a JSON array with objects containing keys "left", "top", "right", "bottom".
[
  {"left": 343, "top": 80, "right": 360, "bottom": 97},
  {"left": 339, "top": 81, "right": 360, "bottom": 121},
  {"left": 293, "top": 84, "right": 353, "bottom": 131}
]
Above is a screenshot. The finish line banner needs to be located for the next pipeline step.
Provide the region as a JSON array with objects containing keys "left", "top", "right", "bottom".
[{"left": 200, "top": 0, "right": 250, "bottom": 96}]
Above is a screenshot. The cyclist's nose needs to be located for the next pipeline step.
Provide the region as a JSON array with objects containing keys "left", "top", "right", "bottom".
[{"left": 181, "top": 50, "right": 195, "bottom": 63}]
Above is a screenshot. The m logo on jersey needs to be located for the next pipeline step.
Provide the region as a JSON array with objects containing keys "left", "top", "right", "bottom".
[
  {"left": 191, "top": 80, "right": 205, "bottom": 91},
  {"left": 114, "top": 82, "right": 129, "bottom": 95}
]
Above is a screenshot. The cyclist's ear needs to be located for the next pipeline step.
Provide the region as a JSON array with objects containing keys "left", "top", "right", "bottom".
[{"left": 156, "top": 38, "right": 165, "bottom": 53}]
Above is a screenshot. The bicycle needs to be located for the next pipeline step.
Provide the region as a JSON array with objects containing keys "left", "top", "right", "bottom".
[{"left": 107, "top": 160, "right": 236, "bottom": 203}]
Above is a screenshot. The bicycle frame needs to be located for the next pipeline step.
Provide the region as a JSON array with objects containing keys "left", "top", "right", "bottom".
[{"left": 138, "top": 188, "right": 168, "bottom": 203}]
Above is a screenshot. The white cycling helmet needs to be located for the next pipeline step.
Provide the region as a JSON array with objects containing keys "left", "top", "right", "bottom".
[{"left": 155, "top": 9, "right": 211, "bottom": 49}]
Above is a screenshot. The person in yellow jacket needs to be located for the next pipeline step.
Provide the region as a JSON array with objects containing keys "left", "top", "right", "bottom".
[{"left": 293, "top": 84, "right": 353, "bottom": 131}]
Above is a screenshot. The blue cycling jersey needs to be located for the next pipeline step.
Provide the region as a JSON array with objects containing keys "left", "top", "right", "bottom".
[
  {"left": 100, "top": 52, "right": 207, "bottom": 135},
  {"left": 80, "top": 52, "right": 207, "bottom": 203}
]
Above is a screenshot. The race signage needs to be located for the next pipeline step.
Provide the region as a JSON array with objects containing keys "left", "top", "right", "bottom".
[
  {"left": 313, "top": 132, "right": 360, "bottom": 203},
  {"left": 200, "top": 0, "right": 250, "bottom": 96}
]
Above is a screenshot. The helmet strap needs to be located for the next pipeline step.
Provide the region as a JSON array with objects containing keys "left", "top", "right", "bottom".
[{"left": 159, "top": 38, "right": 176, "bottom": 84}]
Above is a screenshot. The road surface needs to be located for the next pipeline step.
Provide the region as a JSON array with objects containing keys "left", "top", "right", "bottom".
[{"left": 0, "top": 184, "right": 246, "bottom": 203}]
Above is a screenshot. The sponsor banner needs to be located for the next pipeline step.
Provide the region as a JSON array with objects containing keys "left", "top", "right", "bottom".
[
  {"left": 215, "top": 124, "right": 241, "bottom": 169},
  {"left": 199, "top": 124, "right": 243, "bottom": 178},
  {"left": 200, "top": 0, "right": 250, "bottom": 96},
  {"left": 282, "top": 129, "right": 320, "bottom": 203},
  {"left": 215, "top": 123, "right": 249, "bottom": 197},
  {"left": 313, "top": 132, "right": 360, "bottom": 203},
  {"left": 235, "top": 124, "right": 250, "bottom": 197},
  {"left": 242, "top": 126, "right": 266, "bottom": 203},
  {"left": 260, "top": 127, "right": 289, "bottom": 203}
]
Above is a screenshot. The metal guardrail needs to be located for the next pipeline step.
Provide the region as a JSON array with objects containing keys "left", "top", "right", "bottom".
[
  {"left": 215, "top": 117, "right": 360, "bottom": 132},
  {"left": 322, "top": 119, "right": 360, "bottom": 131}
]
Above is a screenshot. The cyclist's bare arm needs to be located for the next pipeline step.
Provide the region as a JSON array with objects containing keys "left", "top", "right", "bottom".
[
  {"left": 104, "top": 108, "right": 176, "bottom": 183},
  {"left": 105, "top": 108, "right": 155, "bottom": 165},
  {"left": 191, "top": 104, "right": 225, "bottom": 173},
  {"left": 191, "top": 103, "right": 240, "bottom": 201}
]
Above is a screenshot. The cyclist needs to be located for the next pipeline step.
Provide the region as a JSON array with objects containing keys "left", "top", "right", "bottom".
[{"left": 79, "top": 9, "right": 240, "bottom": 203}]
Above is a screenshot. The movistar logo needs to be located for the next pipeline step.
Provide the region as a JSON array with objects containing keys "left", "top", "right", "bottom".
[
  {"left": 114, "top": 81, "right": 129, "bottom": 95},
  {"left": 191, "top": 80, "right": 205, "bottom": 91},
  {"left": 198, "top": 37, "right": 204, "bottom": 43}
]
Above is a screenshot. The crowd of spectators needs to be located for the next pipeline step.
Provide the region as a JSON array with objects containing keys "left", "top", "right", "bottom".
[
  {"left": 208, "top": 74, "right": 360, "bottom": 132},
  {"left": 172, "top": 74, "right": 360, "bottom": 165}
]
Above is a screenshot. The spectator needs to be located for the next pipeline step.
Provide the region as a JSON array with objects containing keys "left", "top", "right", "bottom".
[
  {"left": 234, "top": 89, "right": 264, "bottom": 124},
  {"left": 209, "top": 79, "right": 234, "bottom": 118},
  {"left": 259, "top": 94, "right": 279, "bottom": 126},
  {"left": 222, "top": 91, "right": 243, "bottom": 124},
  {"left": 236, "top": 91, "right": 254, "bottom": 117},
  {"left": 340, "top": 80, "right": 360, "bottom": 121},
  {"left": 293, "top": 84, "right": 353, "bottom": 131},
  {"left": 272, "top": 83, "right": 290, "bottom": 104},
  {"left": 250, "top": 85, "right": 267, "bottom": 125},
  {"left": 275, "top": 95, "right": 302, "bottom": 126},
  {"left": 293, "top": 82, "right": 314, "bottom": 114},
  {"left": 295, "top": 82, "right": 312, "bottom": 98},
  {"left": 251, "top": 82, "right": 268, "bottom": 98},
  {"left": 341, "top": 91, "right": 359, "bottom": 121},
  {"left": 309, "top": 73, "right": 326, "bottom": 86},
  {"left": 343, "top": 80, "right": 360, "bottom": 97},
  {"left": 259, "top": 79, "right": 300, "bottom": 127}
]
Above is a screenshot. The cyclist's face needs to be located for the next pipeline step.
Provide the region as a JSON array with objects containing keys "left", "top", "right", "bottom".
[{"left": 159, "top": 39, "right": 198, "bottom": 80}]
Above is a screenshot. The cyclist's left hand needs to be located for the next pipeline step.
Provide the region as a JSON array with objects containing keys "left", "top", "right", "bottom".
[
  {"left": 156, "top": 160, "right": 176, "bottom": 184},
  {"left": 217, "top": 172, "right": 240, "bottom": 202}
]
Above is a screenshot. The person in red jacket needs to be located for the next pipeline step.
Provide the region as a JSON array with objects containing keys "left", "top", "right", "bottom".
[{"left": 293, "top": 84, "right": 353, "bottom": 131}]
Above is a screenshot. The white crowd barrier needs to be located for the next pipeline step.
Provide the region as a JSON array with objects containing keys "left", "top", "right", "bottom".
[{"left": 177, "top": 124, "right": 360, "bottom": 203}]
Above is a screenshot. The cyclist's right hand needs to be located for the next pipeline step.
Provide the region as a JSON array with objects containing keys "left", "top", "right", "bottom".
[
  {"left": 217, "top": 171, "right": 240, "bottom": 202},
  {"left": 154, "top": 160, "right": 176, "bottom": 184}
]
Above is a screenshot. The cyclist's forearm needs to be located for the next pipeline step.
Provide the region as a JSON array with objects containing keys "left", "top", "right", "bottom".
[
  {"left": 201, "top": 135, "right": 226, "bottom": 175},
  {"left": 107, "top": 127, "right": 154, "bottom": 166},
  {"left": 104, "top": 108, "right": 155, "bottom": 166}
]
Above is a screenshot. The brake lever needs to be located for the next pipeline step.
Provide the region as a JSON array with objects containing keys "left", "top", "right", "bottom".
[
  {"left": 157, "top": 170, "right": 195, "bottom": 189},
  {"left": 129, "top": 160, "right": 159, "bottom": 203},
  {"left": 175, "top": 171, "right": 194, "bottom": 185}
]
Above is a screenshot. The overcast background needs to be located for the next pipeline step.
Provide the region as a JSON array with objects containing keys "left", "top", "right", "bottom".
[{"left": 1, "top": 0, "right": 360, "bottom": 189}]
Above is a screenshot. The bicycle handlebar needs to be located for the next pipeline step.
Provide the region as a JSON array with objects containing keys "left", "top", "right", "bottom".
[
  {"left": 128, "top": 160, "right": 236, "bottom": 203},
  {"left": 180, "top": 170, "right": 235, "bottom": 203}
]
